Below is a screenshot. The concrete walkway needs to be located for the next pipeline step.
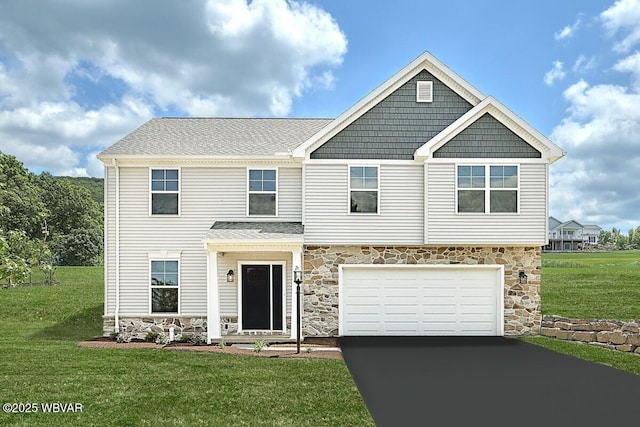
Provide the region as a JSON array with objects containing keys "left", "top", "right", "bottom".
[{"left": 340, "top": 336, "right": 640, "bottom": 427}]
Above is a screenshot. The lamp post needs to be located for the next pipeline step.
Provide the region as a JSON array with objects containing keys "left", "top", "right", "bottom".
[{"left": 293, "top": 266, "right": 303, "bottom": 354}]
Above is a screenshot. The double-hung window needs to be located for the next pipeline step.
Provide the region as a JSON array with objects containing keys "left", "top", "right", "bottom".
[
  {"left": 150, "top": 260, "right": 179, "bottom": 313},
  {"left": 248, "top": 169, "right": 277, "bottom": 216},
  {"left": 457, "top": 165, "right": 518, "bottom": 213},
  {"left": 349, "top": 166, "right": 379, "bottom": 214},
  {"left": 150, "top": 169, "right": 179, "bottom": 215},
  {"left": 489, "top": 165, "right": 518, "bottom": 213}
]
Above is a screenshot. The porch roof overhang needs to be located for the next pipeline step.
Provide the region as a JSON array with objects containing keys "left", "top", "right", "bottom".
[{"left": 201, "top": 221, "right": 304, "bottom": 252}]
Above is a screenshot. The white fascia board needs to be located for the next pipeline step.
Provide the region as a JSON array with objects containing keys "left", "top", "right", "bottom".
[
  {"left": 303, "top": 158, "right": 420, "bottom": 166},
  {"left": 415, "top": 96, "right": 566, "bottom": 164},
  {"left": 96, "top": 154, "right": 299, "bottom": 167},
  {"left": 292, "top": 51, "right": 485, "bottom": 160},
  {"left": 201, "top": 239, "right": 303, "bottom": 253},
  {"left": 425, "top": 240, "right": 548, "bottom": 247}
]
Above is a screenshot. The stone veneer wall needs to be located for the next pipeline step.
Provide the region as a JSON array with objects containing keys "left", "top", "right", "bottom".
[
  {"left": 103, "top": 316, "right": 208, "bottom": 342},
  {"left": 541, "top": 315, "right": 640, "bottom": 354},
  {"left": 104, "top": 316, "right": 293, "bottom": 340},
  {"left": 303, "top": 246, "right": 541, "bottom": 336}
]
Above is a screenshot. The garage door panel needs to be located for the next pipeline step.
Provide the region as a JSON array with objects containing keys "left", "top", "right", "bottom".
[
  {"left": 347, "top": 323, "right": 382, "bottom": 334},
  {"left": 341, "top": 266, "right": 502, "bottom": 336},
  {"left": 346, "top": 304, "right": 380, "bottom": 318},
  {"left": 384, "top": 304, "right": 418, "bottom": 315},
  {"left": 461, "top": 305, "right": 494, "bottom": 315},
  {"left": 345, "top": 291, "right": 381, "bottom": 301},
  {"left": 460, "top": 285, "right": 494, "bottom": 293},
  {"left": 383, "top": 287, "right": 419, "bottom": 297},
  {"left": 422, "top": 288, "right": 458, "bottom": 297}
]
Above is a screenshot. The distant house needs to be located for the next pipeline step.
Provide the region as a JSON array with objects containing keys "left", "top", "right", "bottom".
[{"left": 545, "top": 216, "right": 602, "bottom": 251}]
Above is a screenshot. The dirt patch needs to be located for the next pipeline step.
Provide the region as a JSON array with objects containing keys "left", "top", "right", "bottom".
[{"left": 77, "top": 338, "right": 342, "bottom": 360}]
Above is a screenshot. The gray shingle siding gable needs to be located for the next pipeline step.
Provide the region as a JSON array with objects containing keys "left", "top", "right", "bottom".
[
  {"left": 433, "top": 113, "right": 541, "bottom": 158},
  {"left": 310, "top": 70, "right": 473, "bottom": 160}
]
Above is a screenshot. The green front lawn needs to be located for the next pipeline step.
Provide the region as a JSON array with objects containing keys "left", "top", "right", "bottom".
[
  {"left": 528, "top": 250, "right": 640, "bottom": 375},
  {"left": 2, "top": 250, "right": 640, "bottom": 426},
  {"left": 521, "top": 336, "right": 640, "bottom": 376},
  {"left": 541, "top": 250, "right": 640, "bottom": 320},
  {"left": 0, "top": 267, "right": 373, "bottom": 427}
]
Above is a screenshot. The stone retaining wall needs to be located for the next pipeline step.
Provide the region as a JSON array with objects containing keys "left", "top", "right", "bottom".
[
  {"left": 541, "top": 315, "right": 640, "bottom": 354},
  {"left": 303, "top": 245, "right": 542, "bottom": 336}
]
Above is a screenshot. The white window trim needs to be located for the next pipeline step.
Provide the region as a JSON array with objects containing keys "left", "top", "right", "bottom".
[
  {"left": 149, "top": 167, "right": 181, "bottom": 217},
  {"left": 347, "top": 164, "right": 381, "bottom": 215},
  {"left": 148, "top": 255, "right": 181, "bottom": 315},
  {"left": 237, "top": 261, "right": 287, "bottom": 334},
  {"left": 455, "top": 163, "right": 520, "bottom": 215},
  {"left": 246, "top": 167, "right": 278, "bottom": 217}
]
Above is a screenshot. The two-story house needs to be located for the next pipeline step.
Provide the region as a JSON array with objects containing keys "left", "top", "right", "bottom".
[
  {"left": 545, "top": 216, "right": 602, "bottom": 251},
  {"left": 98, "top": 52, "right": 565, "bottom": 343}
]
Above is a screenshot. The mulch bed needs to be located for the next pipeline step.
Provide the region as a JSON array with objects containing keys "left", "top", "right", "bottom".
[{"left": 77, "top": 337, "right": 343, "bottom": 359}]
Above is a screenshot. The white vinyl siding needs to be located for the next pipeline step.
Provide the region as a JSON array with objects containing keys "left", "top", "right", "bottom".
[
  {"left": 304, "top": 164, "right": 423, "bottom": 244},
  {"left": 426, "top": 163, "right": 547, "bottom": 244},
  {"left": 217, "top": 252, "right": 293, "bottom": 318},
  {"left": 104, "top": 166, "right": 116, "bottom": 315},
  {"left": 277, "top": 168, "right": 302, "bottom": 220},
  {"left": 110, "top": 166, "right": 302, "bottom": 317}
]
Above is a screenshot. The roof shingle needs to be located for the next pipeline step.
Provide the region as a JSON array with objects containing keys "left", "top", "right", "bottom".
[
  {"left": 99, "top": 117, "right": 332, "bottom": 157},
  {"left": 204, "top": 221, "right": 304, "bottom": 241}
]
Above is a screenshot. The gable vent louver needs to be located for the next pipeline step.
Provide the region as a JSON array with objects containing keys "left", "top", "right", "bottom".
[{"left": 416, "top": 81, "right": 433, "bottom": 103}]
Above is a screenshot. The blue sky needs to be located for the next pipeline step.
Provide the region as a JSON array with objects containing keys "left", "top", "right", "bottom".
[{"left": 1, "top": 0, "right": 639, "bottom": 231}]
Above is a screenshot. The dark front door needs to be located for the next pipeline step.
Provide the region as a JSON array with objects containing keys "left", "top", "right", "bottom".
[{"left": 241, "top": 264, "right": 283, "bottom": 330}]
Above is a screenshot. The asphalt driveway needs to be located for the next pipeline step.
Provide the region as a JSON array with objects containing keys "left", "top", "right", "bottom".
[{"left": 340, "top": 336, "right": 640, "bottom": 427}]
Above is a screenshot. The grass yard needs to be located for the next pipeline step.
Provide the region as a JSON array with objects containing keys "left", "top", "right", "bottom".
[
  {"left": 526, "top": 250, "right": 640, "bottom": 376},
  {"left": 0, "top": 267, "right": 374, "bottom": 427},
  {"left": 541, "top": 250, "right": 640, "bottom": 320}
]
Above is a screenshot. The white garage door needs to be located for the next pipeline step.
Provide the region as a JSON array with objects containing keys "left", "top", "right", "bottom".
[{"left": 339, "top": 265, "right": 503, "bottom": 336}]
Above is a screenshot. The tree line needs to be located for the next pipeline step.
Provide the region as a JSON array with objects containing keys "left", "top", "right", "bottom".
[
  {"left": 0, "top": 151, "right": 103, "bottom": 286},
  {"left": 599, "top": 227, "right": 640, "bottom": 251}
]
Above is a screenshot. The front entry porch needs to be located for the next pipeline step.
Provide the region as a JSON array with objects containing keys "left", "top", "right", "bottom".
[{"left": 202, "top": 221, "right": 304, "bottom": 344}]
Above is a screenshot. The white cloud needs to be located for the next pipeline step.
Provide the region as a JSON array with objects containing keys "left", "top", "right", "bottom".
[
  {"left": 550, "top": 78, "right": 640, "bottom": 231},
  {"left": 548, "top": 0, "right": 640, "bottom": 231},
  {"left": 613, "top": 51, "right": 640, "bottom": 90},
  {"left": 601, "top": 0, "right": 640, "bottom": 52},
  {"left": 0, "top": 96, "right": 154, "bottom": 176},
  {"left": 0, "top": 0, "right": 347, "bottom": 176},
  {"left": 573, "top": 55, "right": 597, "bottom": 73},
  {"left": 554, "top": 17, "right": 581, "bottom": 40},
  {"left": 544, "top": 61, "right": 566, "bottom": 86}
]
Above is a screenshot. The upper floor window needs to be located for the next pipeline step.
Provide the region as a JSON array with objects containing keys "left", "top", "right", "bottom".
[
  {"left": 248, "top": 169, "right": 277, "bottom": 216},
  {"left": 150, "top": 260, "right": 179, "bottom": 313},
  {"left": 457, "top": 165, "right": 518, "bottom": 213},
  {"left": 151, "top": 169, "right": 179, "bottom": 215},
  {"left": 349, "top": 166, "right": 379, "bottom": 214}
]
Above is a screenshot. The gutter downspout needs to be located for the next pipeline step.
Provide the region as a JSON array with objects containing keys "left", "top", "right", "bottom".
[{"left": 113, "top": 159, "right": 120, "bottom": 332}]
